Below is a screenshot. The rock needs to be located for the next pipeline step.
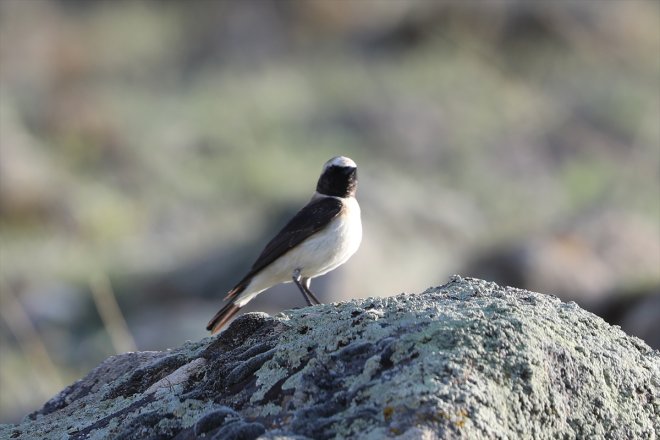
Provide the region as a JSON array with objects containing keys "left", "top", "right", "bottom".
[
  {"left": 1, "top": 277, "right": 657, "bottom": 439},
  {"left": 461, "top": 212, "right": 660, "bottom": 349}
]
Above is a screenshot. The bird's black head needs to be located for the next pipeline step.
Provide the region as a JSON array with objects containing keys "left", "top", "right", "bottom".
[{"left": 316, "top": 156, "right": 358, "bottom": 198}]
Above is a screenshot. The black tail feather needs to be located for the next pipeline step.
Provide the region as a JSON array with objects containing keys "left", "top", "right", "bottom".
[{"left": 206, "top": 302, "right": 242, "bottom": 334}]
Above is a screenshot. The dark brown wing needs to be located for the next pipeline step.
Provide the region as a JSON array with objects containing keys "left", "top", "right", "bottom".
[{"left": 226, "top": 197, "right": 343, "bottom": 299}]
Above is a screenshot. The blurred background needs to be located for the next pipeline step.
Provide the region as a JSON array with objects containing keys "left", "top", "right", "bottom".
[{"left": 1, "top": 0, "right": 658, "bottom": 423}]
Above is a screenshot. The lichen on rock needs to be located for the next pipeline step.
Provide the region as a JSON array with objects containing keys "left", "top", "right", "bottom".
[{"left": 1, "top": 277, "right": 658, "bottom": 439}]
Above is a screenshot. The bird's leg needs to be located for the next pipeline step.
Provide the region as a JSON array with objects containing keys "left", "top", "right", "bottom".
[
  {"left": 292, "top": 269, "right": 314, "bottom": 306},
  {"left": 301, "top": 277, "right": 322, "bottom": 305}
]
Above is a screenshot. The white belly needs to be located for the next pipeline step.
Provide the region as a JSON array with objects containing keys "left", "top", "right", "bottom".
[{"left": 236, "top": 197, "right": 361, "bottom": 306}]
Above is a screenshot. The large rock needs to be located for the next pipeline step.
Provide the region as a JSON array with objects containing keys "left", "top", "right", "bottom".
[{"left": 2, "top": 277, "right": 658, "bottom": 439}]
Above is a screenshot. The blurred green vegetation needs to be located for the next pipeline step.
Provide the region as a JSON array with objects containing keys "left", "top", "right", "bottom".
[{"left": 1, "top": 0, "right": 658, "bottom": 423}]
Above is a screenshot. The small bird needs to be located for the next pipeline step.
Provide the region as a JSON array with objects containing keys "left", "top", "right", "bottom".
[{"left": 206, "top": 156, "right": 362, "bottom": 334}]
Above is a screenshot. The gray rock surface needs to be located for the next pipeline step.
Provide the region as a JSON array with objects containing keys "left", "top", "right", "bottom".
[{"left": 2, "top": 277, "right": 658, "bottom": 439}]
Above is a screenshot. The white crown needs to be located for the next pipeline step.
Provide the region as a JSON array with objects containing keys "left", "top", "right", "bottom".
[{"left": 323, "top": 156, "right": 356, "bottom": 170}]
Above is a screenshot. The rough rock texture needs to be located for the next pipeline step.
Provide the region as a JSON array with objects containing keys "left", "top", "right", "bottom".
[{"left": 2, "top": 277, "right": 658, "bottom": 439}]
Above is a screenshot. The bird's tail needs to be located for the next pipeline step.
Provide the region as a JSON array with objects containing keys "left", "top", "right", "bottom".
[
  {"left": 206, "top": 301, "right": 242, "bottom": 334},
  {"left": 206, "top": 281, "right": 250, "bottom": 334}
]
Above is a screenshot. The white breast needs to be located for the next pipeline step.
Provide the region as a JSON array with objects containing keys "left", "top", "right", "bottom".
[{"left": 298, "top": 196, "right": 362, "bottom": 278}]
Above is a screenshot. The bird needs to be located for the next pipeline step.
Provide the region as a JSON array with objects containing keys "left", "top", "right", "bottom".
[{"left": 206, "top": 156, "right": 362, "bottom": 334}]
